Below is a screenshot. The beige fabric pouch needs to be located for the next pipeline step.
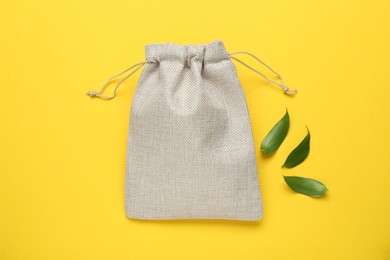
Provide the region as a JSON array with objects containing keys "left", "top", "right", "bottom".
[{"left": 88, "top": 40, "right": 295, "bottom": 221}]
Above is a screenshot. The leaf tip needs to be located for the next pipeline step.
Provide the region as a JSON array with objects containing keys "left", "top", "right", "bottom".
[
  {"left": 305, "top": 125, "right": 310, "bottom": 134},
  {"left": 260, "top": 146, "right": 270, "bottom": 155}
]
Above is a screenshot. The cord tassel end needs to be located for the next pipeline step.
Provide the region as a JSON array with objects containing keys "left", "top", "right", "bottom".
[{"left": 87, "top": 90, "right": 98, "bottom": 97}]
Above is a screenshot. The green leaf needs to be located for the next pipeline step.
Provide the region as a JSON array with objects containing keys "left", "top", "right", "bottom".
[
  {"left": 282, "top": 126, "right": 310, "bottom": 168},
  {"left": 261, "top": 109, "right": 290, "bottom": 155},
  {"left": 283, "top": 175, "right": 328, "bottom": 197}
]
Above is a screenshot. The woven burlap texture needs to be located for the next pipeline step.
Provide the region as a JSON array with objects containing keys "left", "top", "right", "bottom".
[{"left": 125, "top": 40, "right": 263, "bottom": 221}]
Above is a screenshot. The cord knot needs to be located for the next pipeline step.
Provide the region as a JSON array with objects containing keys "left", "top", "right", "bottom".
[
  {"left": 281, "top": 83, "right": 297, "bottom": 95},
  {"left": 87, "top": 90, "right": 98, "bottom": 97}
]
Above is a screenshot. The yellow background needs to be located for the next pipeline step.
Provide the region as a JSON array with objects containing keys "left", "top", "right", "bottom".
[{"left": 1, "top": 0, "right": 389, "bottom": 259}]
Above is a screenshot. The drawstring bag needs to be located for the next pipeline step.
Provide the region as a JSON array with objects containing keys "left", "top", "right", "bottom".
[{"left": 87, "top": 40, "right": 296, "bottom": 221}]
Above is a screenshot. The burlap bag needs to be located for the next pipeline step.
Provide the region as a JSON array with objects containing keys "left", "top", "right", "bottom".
[{"left": 87, "top": 39, "right": 296, "bottom": 221}]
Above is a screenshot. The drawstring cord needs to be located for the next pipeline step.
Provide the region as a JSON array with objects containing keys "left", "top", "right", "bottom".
[
  {"left": 87, "top": 61, "right": 146, "bottom": 99},
  {"left": 87, "top": 51, "right": 296, "bottom": 99},
  {"left": 229, "top": 51, "right": 297, "bottom": 95}
]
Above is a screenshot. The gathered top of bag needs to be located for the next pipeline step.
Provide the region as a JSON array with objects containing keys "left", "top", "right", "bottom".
[
  {"left": 145, "top": 40, "right": 229, "bottom": 66},
  {"left": 87, "top": 39, "right": 297, "bottom": 99}
]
